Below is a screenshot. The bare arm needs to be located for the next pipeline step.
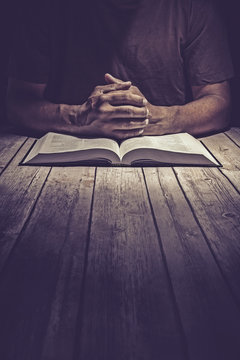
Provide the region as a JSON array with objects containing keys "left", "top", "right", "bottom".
[
  {"left": 145, "top": 81, "right": 231, "bottom": 136},
  {"left": 7, "top": 78, "right": 84, "bottom": 136},
  {"left": 105, "top": 74, "right": 231, "bottom": 136},
  {"left": 6, "top": 78, "right": 148, "bottom": 139}
]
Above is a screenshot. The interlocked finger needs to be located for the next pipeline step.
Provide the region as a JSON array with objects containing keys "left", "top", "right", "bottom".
[
  {"left": 108, "top": 118, "right": 148, "bottom": 130},
  {"left": 92, "top": 82, "right": 131, "bottom": 96},
  {"left": 99, "top": 92, "right": 147, "bottom": 107},
  {"left": 109, "top": 105, "right": 149, "bottom": 119},
  {"left": 113, "top": 129, "right": 144, "bottom": 140}
]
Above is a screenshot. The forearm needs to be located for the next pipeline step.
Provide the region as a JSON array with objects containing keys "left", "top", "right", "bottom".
[
  {"left": 7, "top": 78, "right": 146, "bottom": 139},
  {"left": 144, "top": 94, "right": 230, "bottom": 137},
  {"left": 7, "top": 97, "right": 91, "bottom": 136}
]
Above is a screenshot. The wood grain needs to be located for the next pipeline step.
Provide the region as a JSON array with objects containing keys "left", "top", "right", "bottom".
[
  {"left": 174, "top": 165, "right": 240, "bottom": 304},
  {"left": 1, "top": 132, "right": 240, "bottom": 360},
  {"left": 0, "top": 133, "right": 27, "bottom": 174},
  {"left": 0, "top": 139, "right": 50, "bottom": 271},
  {"left": 0, "top": 166, "right": 95, "bottom": 360},
  {"left": 225, "top": 127, "right": 240, "bottom": 146},
  {"left": 77, "top": 167, "right": 186, "bottom": 360},
  {"left": 200, "top": 132, "right": 240, "bottom": 191},
  {"left": 144, "top": 167, "right": 240, "bottom": 360}
]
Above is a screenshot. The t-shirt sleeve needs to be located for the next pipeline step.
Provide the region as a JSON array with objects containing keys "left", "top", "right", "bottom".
[
  {"left": 184, "top": 0, "right": 233, "bottom": 86},
  {"left": 8, "top": 5, "right": 50, "bottom": 84}
]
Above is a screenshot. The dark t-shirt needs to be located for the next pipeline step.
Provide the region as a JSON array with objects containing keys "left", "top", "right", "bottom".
[{"left": 9, "top": 0, "right": 233, "bottom": 106}]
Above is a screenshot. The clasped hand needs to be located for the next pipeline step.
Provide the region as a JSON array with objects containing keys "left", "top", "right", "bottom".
[{"left": 80, "top": 73, "right": 149, "bottom": 140}]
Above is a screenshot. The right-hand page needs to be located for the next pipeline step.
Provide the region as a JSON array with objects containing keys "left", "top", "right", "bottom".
[{"left": 119, "top": 133, "right": 219, "bottom": 166}]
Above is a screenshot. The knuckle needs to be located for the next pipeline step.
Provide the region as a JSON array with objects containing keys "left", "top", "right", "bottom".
[
  {"left": 109, "top": 84, "right": 117, "bottom": 90},
  {"left": 140, "top": 108, "right": 148, "bottom": 117},
  {"left": 121, "top": 121, "right": 130, "bottom": 130},
  {"left": 111, "top": 93, "right": 119, "bottom": 102},
  {"left": 119, "top": 132, "right": 129, "bottom": 140},
  {"left": 98, "top": 94, "right": 105, "bottom": 104},
  {"left": 125, "top": 107, "right": 133, "bottom": 116},
  {"left": 115, "top": 131, "right": 129, "bottom": 140},
  {"left": 100, "top": 103, "right": 111, "bottom": 115},
  {"left": 98, "top": 104, "right": 106, "bottom": 115},
  {"left": 87, "top": 95, "right": 98, "bottom": 110},
  {"left": 133, "top": 129, "right": 143, "bottom": 136},
  {"left": 131, "top": 130, "right": 143, "bottom": 138},
  {"left": 117, "top": 83, "right": 128, "bottom": 90},
  {"left": 112, "top": 131, "right": 122, "bottom": 140},
  {"left": 112, "top": 107, "right": 121, "bottom": 116},
  {"left": 125, "top": 93, "right": 132, "bottom": 101},
  {"left": 98, "top": 104, "right": 105, "bottom": 114},
  {"left": 130, "top": 120, "right": 140, "bottom": 129}
]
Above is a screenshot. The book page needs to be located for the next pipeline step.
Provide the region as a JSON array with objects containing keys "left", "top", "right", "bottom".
[
  {"left": 120, "top": 133, "right": 218, "bottom": 165},
  {"left": 22, "top": 133, "right": 49, "bottom": 163},
  {"left": 120, "top": 133, "right": 204, "bottom": 158},
  {"left": 40, "top": 133, "right": 120, "bottom": 157}
]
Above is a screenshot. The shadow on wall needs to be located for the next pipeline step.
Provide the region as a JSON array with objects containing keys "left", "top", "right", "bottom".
[{"left": 0, "top": 0, "right": 239, "bottom": 128}]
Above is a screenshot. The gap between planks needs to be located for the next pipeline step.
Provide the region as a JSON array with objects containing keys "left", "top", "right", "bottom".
[
  {"left": 0, "top": 166, "right": 96, "bottom": 360},
  {"left": 200, "top": 131, "right": 240, "bottom": 193},
  {"left": 0, "top": 133, "right": 28, "bottom": 175},
  {"left": 75, "top": 167, "right": 187, "bottom": 360},
  {"left": 143, "top": 166, "right": 240, "bottom": 360},
  {"left": 225, "top": 127, "right": 240, "bottom": 147},
  {"left": 172, "top": 164, "right": 240, "bottom": 305},
  {"left": 0, "top": 139, "right": 51, "bottom": 273}
]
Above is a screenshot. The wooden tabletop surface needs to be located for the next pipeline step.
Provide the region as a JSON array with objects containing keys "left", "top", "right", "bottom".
[{"left": 0, "top": 128, "right": 240, "bottom": 360}]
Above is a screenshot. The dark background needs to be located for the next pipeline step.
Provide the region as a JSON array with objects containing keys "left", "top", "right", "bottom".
[
  {"left": 219, "top": 1, "right": 240, "bottom": 127},
  {"left": 0, "top": 1, "right": 239, "bottom": 127}
]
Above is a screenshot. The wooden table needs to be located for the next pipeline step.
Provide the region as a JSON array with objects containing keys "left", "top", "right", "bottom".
[{"left": 0, "top": 128, "right": 240, "bottom": 360}]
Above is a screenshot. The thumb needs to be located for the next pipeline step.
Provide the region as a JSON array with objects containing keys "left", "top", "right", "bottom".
[{"left": 104, "top": 73, "right": 129, "bottom": 85}]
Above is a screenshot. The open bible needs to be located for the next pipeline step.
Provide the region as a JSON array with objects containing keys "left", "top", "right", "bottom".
[{"left": 22, "top": 132, "right": 219, "bottom": 166}]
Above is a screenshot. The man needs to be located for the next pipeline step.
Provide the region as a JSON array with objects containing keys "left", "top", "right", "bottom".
[{"left": 7, "top": 0, "right": 233, "bottom": 139}]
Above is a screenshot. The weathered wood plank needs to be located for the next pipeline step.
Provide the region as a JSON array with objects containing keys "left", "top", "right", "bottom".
[
  {"left": 0, "top": 167, "right": 95, "bottom": 360},
  {"left": 77, "top": 167, "right": 187, "bottom": 360},
  {"left": 225, "top": 127, "right": 240, "bottom": 146},
  {"left": 0, "top": 133, "right": 27, "bottom": 174},
  {"left": 173, "top": 166, "right": 240, "bottom": 304},
  {"left": 144, "top": 167, "right": 240, "bottom": 360},
  {"left": 0, "top": 139, "right": 50, "bottom": 271},
  {"left": 200, "top": 132, "right": 240, "bottom": 191}
]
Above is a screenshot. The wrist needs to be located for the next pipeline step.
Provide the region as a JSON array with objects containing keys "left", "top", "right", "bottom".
[
  {"left": 59, "top": 103, "right": 87, "bottom": 126},
  {"left": 145, "top": 103, "right": 182, "bottom": 135}
]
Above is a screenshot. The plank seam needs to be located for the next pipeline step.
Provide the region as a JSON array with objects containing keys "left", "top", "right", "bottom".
[
  {"left": 199, "top": 140, "right": 222, "bottom": 167},
  {"left": 38, "top": 176, "right": 90, "bottom": 360},
  {"left": 142, "top": 167, "right": 190, "bottom": 360},
  {"left": 172, "top": 167, "right": 240, "bottom": 312},
  {"left": 201, "top": 133, "right": 240, "bottom": 195},
  {"left": 224, "top": 131, "right": 240, "bottom": 148},
  {"left": 220, "top": 132, "right": 240, "bottom": 195},
  {"left": 72, "top": 167, "right": 97, "bottom": 360},
  {"left": 218, "top": 168, "right": 240, "bottom": 196},
  {"left": 0, "top": 167, "right": 52, "bottom": 278},
  {"left": 0, "top": 137, "right": 28, "bottom": 176}
]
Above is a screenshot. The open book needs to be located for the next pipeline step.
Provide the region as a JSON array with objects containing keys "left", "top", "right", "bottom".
[{"left": 22, "top": 132, "right": 219, "bottom": 166}]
